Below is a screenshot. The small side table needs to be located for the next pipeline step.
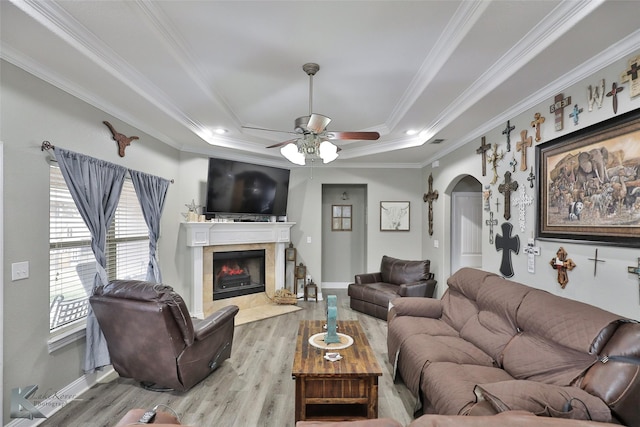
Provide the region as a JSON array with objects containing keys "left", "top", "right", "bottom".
[{"left": 304, "top": 281, "right": 318, "bottom": 302}]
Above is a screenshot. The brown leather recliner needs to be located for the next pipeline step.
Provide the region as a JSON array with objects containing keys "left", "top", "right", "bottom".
[
  {"left": 90, "top": 280, "right": 239, "bottom": 391},
  {"left": 348, "top": 255, "right": 436, "bottom": 320}
]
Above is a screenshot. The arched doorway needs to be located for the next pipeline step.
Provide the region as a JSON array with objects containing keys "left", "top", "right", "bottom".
[{"left": 450, "top": 175, "right": 483, "bottom": 275}]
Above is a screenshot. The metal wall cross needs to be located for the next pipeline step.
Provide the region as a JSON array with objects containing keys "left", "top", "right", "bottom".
[
  {"left": 502, "top": 120, "right": 515, "bottom": 152},
  {"left": 485, "top": 211, "right": 498, "bottom": 244},
  {"left": 627, "top": 257, "right": 640, "bottom": 304},
  {"left": 423, "top": 173, "right": 439, "bottom": 236},
  {"left": 513, "top": 186, "right": 533, "bottom": 233},
  {"left": 588, "top": 249, "right": 605, "bottom": 276},
  {"left": 498, "top": 171, "right": 518, "bottom": 220},
  {"left": 476, "top": 136, "right": 491, "bottom": 177},
  {"left": 606, "top": 82, "right": 624, "bottom": 114}
]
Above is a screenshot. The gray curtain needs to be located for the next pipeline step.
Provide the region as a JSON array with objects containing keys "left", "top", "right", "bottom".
[
  {"left": 129, "top": 170, "right": 170, "bottom": 283},
  {"left": 53, "top": 148, "right": 126, "bottom": 373}
]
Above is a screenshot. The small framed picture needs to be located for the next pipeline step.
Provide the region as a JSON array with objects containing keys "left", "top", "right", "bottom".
[{"left": 380, "top": 201, "right": 410, "bottom": 231}]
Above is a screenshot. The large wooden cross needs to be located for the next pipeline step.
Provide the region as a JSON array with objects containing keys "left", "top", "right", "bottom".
[
  {"left": 423, "top": 173, "right": 439, "bottom": 236},
  {"left": 498, "top": 171, "right": 518, "bottom": 221},
  {"left": 476, "top": 136, "right": 491, "bottom": 177},
  {"left": 516, "top": 130, "right": 533, "bottom": 172},
  {"left": 530, "top": 112, "right": 545, "bottom": 142},
  {"left": 487, "top": 143, "right": 504, "bottom": 185},
  {"left": 502, "top": 120, "right": 515, "bottom": 152},
  {"left": 495, "top": 222, "right": 519, "bottom": 278},
  {"left": 550, "top": 247, "right": 575, "bottom": 288}
]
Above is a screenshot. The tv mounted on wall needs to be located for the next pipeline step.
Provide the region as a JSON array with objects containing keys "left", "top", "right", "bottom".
[{"left": 205, "top": 158, "right": 290, "bottom": 217}]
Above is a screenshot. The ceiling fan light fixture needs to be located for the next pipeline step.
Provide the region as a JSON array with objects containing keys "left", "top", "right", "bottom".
[
  {"left": 319, "top": 140, "right": 339, "bottom": 164},
  {"left": 280, "top": 143, "right": 306, "bottom": 165}
]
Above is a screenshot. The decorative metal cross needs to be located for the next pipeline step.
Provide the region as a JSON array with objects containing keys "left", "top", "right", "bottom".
[
  {"left": 498, "top": 171, "right": 518, "bottom": 221},
  {"left": 423, "top": 173, "right": 439, "bottom": 236},
  {"left": 495, "top": 222, "right": 519, "bottom": 278},
  {"left": 495, "top": 197, "right": 501, "bottom": 214},
  {"left": 502, "top": 120, "right": 515, "bottom": 152},
  {"left": 513, "top": 186, "right": 533, "bottom": 233},
  {"left": 550, "top": 247, "right": 576, "bottom": 289},
  {"left": 476, "top": 136, "right": 491, "bottom": 177},
  {"left": 527, "top": 166, "right": 536, "bottom": 189},
  {"left": 509, "top": 154, "right": 518, "bottom": 173},
  {"left": 516, "top": 130, "right": 533, "bottom": 172},
  {"left": 487, "top": 143, "right": 504, "bottom": 185},
  {"left": 606, "top": 82, "right": 624, "bottom": 114},
  {"left": 530, "top": 112, "right": 545, "bottom": 142},
  {"left": 550, "top": 93, "right": 571, "bottom": 131},
  {"left": 569, "top": 104, "right": 583, "bottom": 126},
  {"left": 627, "top": 258, "right": 640, "bottom": 304},
  {"left": 621, "top": 55, "right": 640, "bottom": 98},
  {"left": 588, "top": 248, "right": 605, "bottom": 277},
  {"left": 485, "top": 211, "right": 498, "bottom": 244}
]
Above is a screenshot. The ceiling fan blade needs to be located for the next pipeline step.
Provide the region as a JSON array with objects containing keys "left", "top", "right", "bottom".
[
  {"left": 242, "top": 125, "right": 297, "bottom": 136},
  {"left": 266, "top": 138, "right": 298, "bottom": 149},
  {"left": 325, "top": 131, "right": 380, "bottom": 141},
  {"left": 307, "top": 113, "right": 331, "bottom": 134}
]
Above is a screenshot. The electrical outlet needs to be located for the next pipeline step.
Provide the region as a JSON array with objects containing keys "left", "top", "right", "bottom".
[
  {"left": 434, "top": 240, "right": 439, "bottom": 248},
  {"left": 11, "top": 261, "right": 29, "bottom": 281},
  {"left": 307, "top": 236, "right": 312, "bottom": 244}
]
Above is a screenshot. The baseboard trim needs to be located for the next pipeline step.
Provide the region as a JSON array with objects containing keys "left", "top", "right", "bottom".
[
  {"left": 322, "top": 282, "right": 350, "bottom": 289},
  {"left": 6, "top": 366, "right": 115, "bottom": 426}
]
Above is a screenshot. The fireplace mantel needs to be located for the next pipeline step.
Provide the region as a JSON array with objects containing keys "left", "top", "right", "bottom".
[{"left": 182, "top": 221, "right": 295, "bottom": 318}]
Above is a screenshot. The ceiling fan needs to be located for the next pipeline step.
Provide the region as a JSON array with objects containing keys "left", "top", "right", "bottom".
[{"left": 242, "top": 63, "right": 380, "bottom": 165}]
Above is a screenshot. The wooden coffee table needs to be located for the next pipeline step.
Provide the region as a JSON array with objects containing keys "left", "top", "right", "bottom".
[{"left": 291, "top": 320, "right": 382, "bottom": 422}]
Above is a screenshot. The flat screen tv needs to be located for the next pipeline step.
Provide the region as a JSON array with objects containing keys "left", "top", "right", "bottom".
[{"left": 205, "top": 158, "right": 290, "bottom": 217}]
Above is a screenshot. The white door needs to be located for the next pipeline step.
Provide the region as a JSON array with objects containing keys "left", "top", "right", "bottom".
[{"left": 451, "top": 192, "right": 482, "bottom": 274}]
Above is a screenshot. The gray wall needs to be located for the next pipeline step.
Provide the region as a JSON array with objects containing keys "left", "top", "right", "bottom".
[
  {"left": 422, "top": 49, "right": 640, "bottom": 321},
  {"left": 1, "top": 60, "right": 182, "bottom": 422}
]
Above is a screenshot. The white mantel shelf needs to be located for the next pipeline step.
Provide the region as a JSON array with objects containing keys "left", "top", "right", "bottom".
[
  {"left": 183, "top": 221, "right": 296, "bottom": 247},
  {"left": 182, "top": 221, "right": 295, "bottom": 318}
]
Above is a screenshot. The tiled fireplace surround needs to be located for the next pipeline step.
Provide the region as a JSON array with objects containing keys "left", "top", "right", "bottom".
[{"left": 183, "top": 222, "right": 295, "bottom": 318}]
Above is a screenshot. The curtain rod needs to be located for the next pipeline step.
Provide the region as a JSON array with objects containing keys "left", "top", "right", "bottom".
[{"left": 41, "top": 141, "right": 174, "bottom": 183}]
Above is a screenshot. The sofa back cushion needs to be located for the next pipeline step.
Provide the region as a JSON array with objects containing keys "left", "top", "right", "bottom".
[
  {"left": 502, "top": 289, "right": 621, "bottom": 385},
  {"left": 459, "top": 275, "right": 533, "bottom": 365},
  {"left": 380, "top": 255, "right": 430, "bottom": 285}
]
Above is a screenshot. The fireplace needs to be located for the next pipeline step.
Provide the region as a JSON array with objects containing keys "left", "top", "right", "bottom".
[{"left": 213, "top": 249, "right": 266, "bottom": 300}]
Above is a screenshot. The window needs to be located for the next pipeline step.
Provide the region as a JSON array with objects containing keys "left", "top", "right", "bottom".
[{"left": 49, "top": 165, "right": 149, "bottom": 332}]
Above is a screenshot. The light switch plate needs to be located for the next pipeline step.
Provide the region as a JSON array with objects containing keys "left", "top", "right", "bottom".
[{"left": 11, "top": 261, "right": 29, "bottom": 281}]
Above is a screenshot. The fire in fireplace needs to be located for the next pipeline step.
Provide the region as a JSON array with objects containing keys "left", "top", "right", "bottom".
[{"left": 213, "top": 249, "right": 265, "bottom": 300}]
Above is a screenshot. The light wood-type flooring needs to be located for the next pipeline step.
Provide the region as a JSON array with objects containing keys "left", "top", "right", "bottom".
[{"left": 40, "top": 289, "right": 416, "bottom": 427}]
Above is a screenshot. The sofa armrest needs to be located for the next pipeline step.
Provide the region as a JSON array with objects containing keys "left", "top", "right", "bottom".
[
  {"left": 355, "top": 272, "right": 382, "bottom": 284},
  {"left": 391, "top": 297, "right": 442, "bottom": 318},
  {"left": 398, "top": 278, "right": 437, "bottom": 297},
  {"left": 193, "top": 305, "right": 239, "bottom": 341}
]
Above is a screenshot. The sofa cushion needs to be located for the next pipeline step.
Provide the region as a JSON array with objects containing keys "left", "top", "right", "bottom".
[
  {"left": 388, "top": 316, "right": 458, "bottom": 366},
  {"left": 380, "top": 255, "right": 430, "bottom": 285},
  {"left": 475, "top": 380, "right": 611, "bottom": 422},
  {"left": 398, "top": 335, "right": 496, "bottom": 397},
  {"left": 348, "top": 282, "right": 398, "bottom": 305},
  {"left": 502, "top": 289, "right": 622, "bottom": 385},
  {"left": 420, "top": 362, "right": 514, "bottom": 415}
]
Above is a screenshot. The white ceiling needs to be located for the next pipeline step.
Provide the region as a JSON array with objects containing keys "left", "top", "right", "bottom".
[{"left": 2, "top": 0, "right": 640, "bottom": 168}]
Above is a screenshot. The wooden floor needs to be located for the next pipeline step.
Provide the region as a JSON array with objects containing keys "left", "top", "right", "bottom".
[{"left": 41, "top": 290, "right": 416, "bottom": 427}]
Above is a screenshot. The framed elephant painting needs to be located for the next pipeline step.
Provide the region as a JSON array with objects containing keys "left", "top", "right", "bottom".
[{"left": 536, "top": 108, "right": 640, "bottom": 246}]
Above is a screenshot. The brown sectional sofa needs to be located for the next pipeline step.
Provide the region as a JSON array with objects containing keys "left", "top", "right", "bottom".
[
  {"left": 388, "top": 268, "right": 640, "bottom": 426},
  {"left": 348, "top": 255, "right": 437, "bottom": 320}
]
